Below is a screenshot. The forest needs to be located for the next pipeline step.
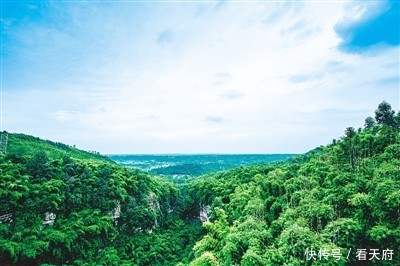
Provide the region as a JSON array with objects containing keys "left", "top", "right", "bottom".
[{"left": 0, "top": 101, "right": 399, "bottom": 265}]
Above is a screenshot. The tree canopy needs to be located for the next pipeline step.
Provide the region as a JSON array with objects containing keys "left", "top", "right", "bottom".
[{"left": 1, "top": 101, "right": 399, "bottom": 265}]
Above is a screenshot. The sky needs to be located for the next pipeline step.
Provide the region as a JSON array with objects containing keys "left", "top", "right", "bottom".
[{"left": 1, "top": 0, "right": 399, "bottom": 154}]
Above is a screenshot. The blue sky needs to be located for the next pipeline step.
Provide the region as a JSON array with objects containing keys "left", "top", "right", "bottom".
[{"left": 1, "top": 0, "right": 399, "bottom": 154}]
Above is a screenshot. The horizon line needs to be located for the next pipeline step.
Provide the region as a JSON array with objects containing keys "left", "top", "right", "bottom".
[{"left": 105, "top": 153, "right": 300, "bottom": 156}]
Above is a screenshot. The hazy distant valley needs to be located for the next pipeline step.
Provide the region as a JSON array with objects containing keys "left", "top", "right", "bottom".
[{"left": 107, "top": 154, "right": 296, "bottom": 180}]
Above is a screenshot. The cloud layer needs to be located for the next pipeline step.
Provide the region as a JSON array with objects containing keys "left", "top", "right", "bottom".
[{"left": 2, "top": 1, "right": 399, "bottom": 153}]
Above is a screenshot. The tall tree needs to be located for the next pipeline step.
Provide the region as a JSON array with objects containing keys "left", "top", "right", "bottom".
[
  {"left": 364, "top": 116, "right": 376, "bottom": 130},
  {"left": 344, "top": 127, "right": 356, "bottom": 139},
  {"left": 375, "top": 101, "right": 396, "bottom": 127}
]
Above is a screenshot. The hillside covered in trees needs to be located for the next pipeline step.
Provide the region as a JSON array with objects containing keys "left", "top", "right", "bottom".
[{"left": 0, "top": 101, "right": 399, "bottom": 265}]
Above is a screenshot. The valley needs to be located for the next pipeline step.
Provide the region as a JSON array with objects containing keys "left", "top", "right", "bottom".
[
  {"left": 108, "top": 154, "right": 296, "bottom": 182},
  {"left": 0, "top": 102, "right": 399, "bottom": 265}
]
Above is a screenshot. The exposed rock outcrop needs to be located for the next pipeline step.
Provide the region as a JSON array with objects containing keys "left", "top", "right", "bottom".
[{"left": 199, "top": 205, "right": 210, "bottom": 222}]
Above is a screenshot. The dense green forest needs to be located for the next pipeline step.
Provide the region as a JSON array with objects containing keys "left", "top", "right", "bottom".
[
  {"left": 0, "top": 101, "right": 399, "bottom": 265},
  {"left": 0, "top": 134, "right": 204, "bottom": 265}
]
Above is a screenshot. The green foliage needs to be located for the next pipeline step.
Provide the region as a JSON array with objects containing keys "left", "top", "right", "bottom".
[
  {"left": 188, "top": 102, "right": 400, "bottom": 265},
  {"left": 0, "top": 134, "right": 204, "bottom": 265},
  {"left": 7, "top": 133, "right": 112, "bottom": 163},
  {"left": 1, "top": 102, "right": 399, "bottom": 265},
  {"left": 364, "top": 116, "right": 376, "bottom": 130},
  {"left": 375, "top": 101, "right": 397, "bottom": 127}
]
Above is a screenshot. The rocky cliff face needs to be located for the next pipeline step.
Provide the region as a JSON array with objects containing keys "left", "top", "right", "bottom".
[
  {"left": 199, "top": 205, "right": 210, "bottom": 222},
  {"left": 148, "top": 192, "right": 160, "bottom": 230},
  {"left": 108, "top": 201, "right": 121, "bottom": 225}
]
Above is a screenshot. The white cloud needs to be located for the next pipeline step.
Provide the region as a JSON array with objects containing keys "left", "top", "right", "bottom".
[{"left": 3, "top": 1, "right": 399, "bottom": 153}]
